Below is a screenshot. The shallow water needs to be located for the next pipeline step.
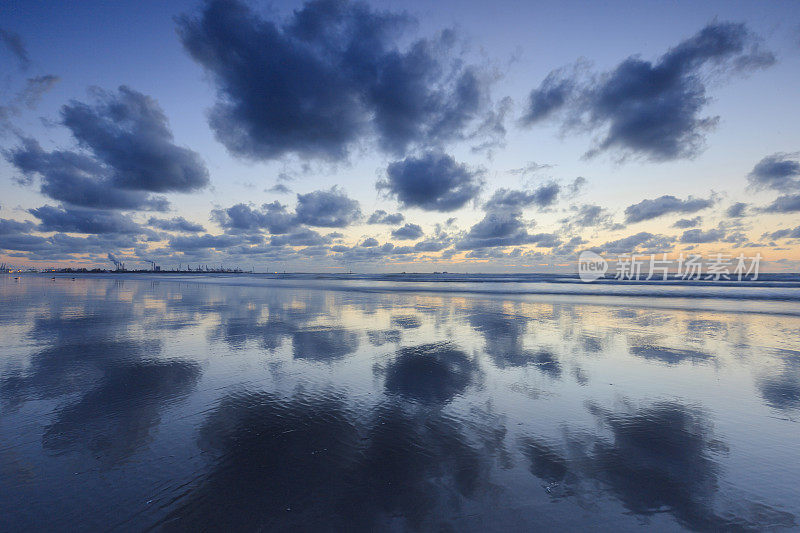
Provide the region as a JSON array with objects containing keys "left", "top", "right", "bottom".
[{"left": 1, "top": 274, "right": 798, "bottom": 531}]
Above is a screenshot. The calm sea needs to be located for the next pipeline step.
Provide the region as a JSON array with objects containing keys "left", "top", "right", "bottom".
[{"left": 1, "top": 273, "right": 798, "bottom": 531}]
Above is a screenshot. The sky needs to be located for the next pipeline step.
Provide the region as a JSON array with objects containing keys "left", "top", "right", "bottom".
[{"left": 1, "top": 0, "right": 799, "bottom": 272}]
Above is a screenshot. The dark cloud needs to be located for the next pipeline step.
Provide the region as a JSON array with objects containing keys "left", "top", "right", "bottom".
[
  {"left": 327, "top": 235, "right": 453, "bottom": 262},
  {"left": 267, "top": 183, "right": 292, "bottom": 194},
  {"left": 624, "top": 195, "right": 714, "bottom": 223},
  {"left": 391, "top": 223, "right": 423, "bottom": 240},
  {"left": 567, "top": 176, "right": 587, "bottom": 196},
  {"left": 672, "top": 216, "right": 702, "bottom": 228},
  {"left": 484, "top": 183, "right": 560, "bottom": 211},
  {"left": 367, "top": 210, "right": 404, "bottom": 225},
  {"left": 0, "top": 233, "right": 49, "bottom": 252},
  {"left": 7, "top": 138, "right": 170, "bottom": 211},
  {"left": 553, "top": 235, "right": 588, "bottom": 256},
  {"left": 29, "top": 205, "right": 143, "bottom": 235},
  {"left": 0, "top": 231, "right": 141, "bottom": 259},
  {"left": 211, "top": 201, "right": 297, "bottom": 234},
  {"left": 7, "top": 86, "right": 206, "bottom": 211},
  {"left": 725, "top": 202, "right": 747, "bottom": 218},
  {"left": 294, "top": 187, "right": 361, "bottom": 227},
  {"left": 599, "top": 232, "right": 675, "bottom": 254},
  {"left": 0, "top": 28, "right": 30, "bottom": 69},
  {"left": 0, "top": 218, "right": 35, "bottom": 234},
  {"left": 61, "top": 86, "right": 208, "bottom": 192},
  {"left": 522, "top": 23, "right": 774, "bottom": 160},
  {"left": 562, "top": 204, "right": 615, "bottom": 228},
  {"left": 412, "top": 238, "right": 450, "bottom": 252},
  {"left": 760, "top": 194, "right": 800, "bottom": 213},
  {"left": 177, "top": 0, "right": 494, "bottom": 161},
  {"left": 378, "top": 152, "right": 484, "bottom": 212},
  {"left": 520, "top": 69, "right": 576, "bottom": 125},
  {"left": 148, "top": 216, "right": 205, "bottom": 233},
  {"left": 457, "top": 211, "right": 559, "bottom": 250},
  {"left": 763, "top": 226, "right": 800, "bottom": 240},
  {"left": 748, "top": 152, "right": 800, "bottom": 192},
  {"left": 680, "top": 228, "right": 726, "bottom": 243}
]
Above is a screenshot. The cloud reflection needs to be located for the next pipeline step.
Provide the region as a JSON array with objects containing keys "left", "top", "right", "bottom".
[
  {"left": 160, "top": 390, "right": 502, "bottom": 531},
  {"left": 380, "top": 342, "right": 480, "bottom": 404}
]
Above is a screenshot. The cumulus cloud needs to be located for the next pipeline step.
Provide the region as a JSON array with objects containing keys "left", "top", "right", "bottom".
[
  {"left": 553, "top": 235, "right": 587, "bottom": 256},
  {"left": 148, "top": 216, "right": 205, "bottom": 233},
  {"left": 457, "top": 211, "right": 559, "bottom": 250},
  {"left": 413, "top": 238, "right": 450, "bottom": 252},
  {"left": 561, "top": 204, "right": 615, "bottom": 228},
  {"left": 28, "top": 205, "right": 144, "bottom": 235},
  {"left": 763, "top": 226, "right": 800, "bottom": 240},
  {"left": 521, "top": 23, "right": 774, "bottom": 160},
  {"left": 391, "top": 223, "right": 424, "bottom": 240},
  {"left": 725, "top": 202, "right": 747, "bottom": 218},
  {"left": 177, "top": 0, "right": 495, "bottom": 161},
  {"left": 6, "top": 138, "right": 167, "bottom": 211},
  {"left": 212, "top": 202, "right": 297, "bottom": 234},
  {"left": 520, "top": 69, "right": 576, "bottom": 125},
  {"left": 378, "top": 152, "right": 484, "bottom": 212},
  {"left": 0, "top": 232, "right": 141, "bottom": 259},
  {"left": 483, "top": 183, "right": 560, "bottom": 211},
  {"left": 294, "top": 187, "right": 361, "bottom": 227},
  {"left": 566, "top": 176, "right": 587, "bottom": 196},
  {"left": 0, "top": 218, "right": 35, "bottom": 234},
  {"left": 747, "top": 152, "right": 800, "bottom": 192},
  {"left": 672, "top": 216, "right": 702, "bottom": 228},
  {"left": 6, "top": 87, "right": 207, "bottom": 211},
  {"left": 624, "top": 195, "right": 714, "bottom": 223},
  {"left": 61, "top": 86, "right": 209, "bottom": 192},
  {"left": 270, "top": 228, "right": 331, "bottom": 247},
  {"left": 329, "top": 233, "right": 453, "bottom": 262},
  {"left": 760, "top": 194, "right": 800, "bottom": 213},
  {"left": 679, "top": 228, "right": 726, "bottom": 243},
  {"left": 598, "top": 232, "right": 675, "bottom": 254},
  {"left": 212, "top": 187, "right": 361, "bottom": 240},
  {"left": 367, "top": 210, "right": 405, "bottom": 225}
]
